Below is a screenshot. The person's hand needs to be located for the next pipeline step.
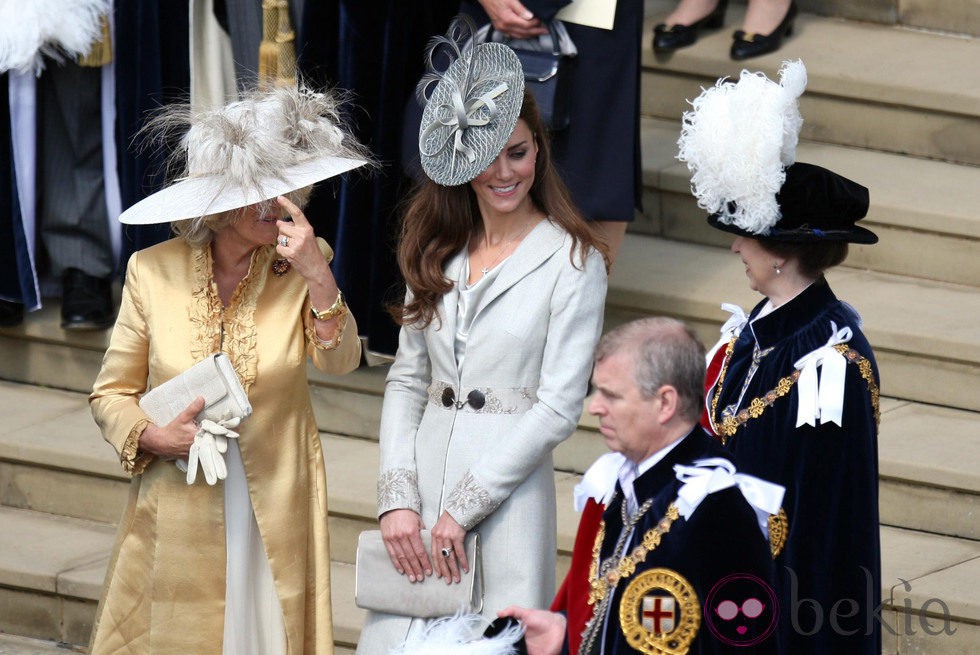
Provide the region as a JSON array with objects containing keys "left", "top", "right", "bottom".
[
  {"left": 139, "top": 396, "right": 205, "bottom": 459},
  {"left": 478, "top": 0, "right": 548, "bottom": 39},
  {"left": 497, "top": 606, "right": 566, "bottom": 655},
  {"left": 275, "top": 195, "right": 334, "bottom": 285},
  {"left": 431, "top": 510, "right": 469, "bottom": 584},
  {"left": 380, "top": 509, "right": 432, "bottom": 583}
]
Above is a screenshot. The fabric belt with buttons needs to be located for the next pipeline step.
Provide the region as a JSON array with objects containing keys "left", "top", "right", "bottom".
[{"left": 428, "top": 380, "right": 537, "bottom": 414}]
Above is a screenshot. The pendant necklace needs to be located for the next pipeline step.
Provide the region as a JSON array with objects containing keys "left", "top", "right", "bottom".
[{"left": 478, "top": 219, "right": 535, "bottom": 277}]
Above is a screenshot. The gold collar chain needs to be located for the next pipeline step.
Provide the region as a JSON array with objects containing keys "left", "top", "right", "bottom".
[
  {"left": 579, "top": 501, "right": 681, "bottom": 655},
  {"left": 587, "top": 502, "right": 681, "bottom": 606},
  {"left": 710, "top": 341, "right": 880, "bottom": 443}
]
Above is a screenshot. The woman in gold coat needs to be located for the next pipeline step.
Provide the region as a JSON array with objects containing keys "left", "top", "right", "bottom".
[{"left": 88, "top": 86, "right": 370, "bottom": 654}]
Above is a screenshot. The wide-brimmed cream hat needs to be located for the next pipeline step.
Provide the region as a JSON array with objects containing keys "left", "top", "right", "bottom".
[
  {"left": 119, "top": 86, "right": 370, "bottom": 225},
  {"left": 418, "top": 16, "right": 525, "bottom": 187}
]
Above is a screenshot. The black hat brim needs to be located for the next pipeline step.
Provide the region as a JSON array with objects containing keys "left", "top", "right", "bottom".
[{"left": 707, "top": 213, "right": 879, "bottom": 244}]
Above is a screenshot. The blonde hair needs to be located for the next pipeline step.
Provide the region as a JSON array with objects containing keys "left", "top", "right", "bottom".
[{"left": 172, "top": 186, "right": 313, "bottom": 248}]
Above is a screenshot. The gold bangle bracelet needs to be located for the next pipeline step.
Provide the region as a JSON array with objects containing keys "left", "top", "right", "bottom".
[{"left": 311, "top": 290, "right": 347, "bottom": 321}]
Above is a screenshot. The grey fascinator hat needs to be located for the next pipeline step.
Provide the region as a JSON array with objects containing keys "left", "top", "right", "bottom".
[
  {"left": 119, "top": 85, "right": 371, "bottom": 225},
  {"left": 418, "top": 16, "right": 525, "bottom": 186}
]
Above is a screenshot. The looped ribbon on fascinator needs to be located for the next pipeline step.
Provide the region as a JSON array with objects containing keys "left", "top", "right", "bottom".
[
  {"left": 673, "top": 457, "right": 785, "bottom": 539},
  {"left": 793, "top": 321, "right": 853, "bottom": 428},
  {"left": 419, "top": 80, "right": 508, "bottom": 165}
]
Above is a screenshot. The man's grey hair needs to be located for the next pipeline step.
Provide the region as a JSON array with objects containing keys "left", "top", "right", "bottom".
[{"left": 594, "top": 317, "right": 706, "bottom": 422}]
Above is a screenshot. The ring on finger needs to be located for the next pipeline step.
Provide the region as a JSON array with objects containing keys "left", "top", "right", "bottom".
[
  {"left": 440, "top": 546, "right": 453, "bottom": 558},
  {"left": 278, "top": 235, "right": 289, "bottom": 247}
]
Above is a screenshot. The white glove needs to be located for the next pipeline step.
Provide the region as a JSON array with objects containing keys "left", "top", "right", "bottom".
[{"left": 181, "top": 415, "right": 241, "bottom": 485}]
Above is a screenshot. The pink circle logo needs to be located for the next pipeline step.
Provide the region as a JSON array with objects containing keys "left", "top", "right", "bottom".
[{"left": 704, "top": 573, "right": 779, "bottom": 646}]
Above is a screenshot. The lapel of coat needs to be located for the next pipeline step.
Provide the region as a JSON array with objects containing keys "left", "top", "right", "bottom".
[
  {"left": 471, "top": 219, "right": 566, "bottom": 322},
  {"left": 439, "top": 248, "right": 466, "bottom": 363}
]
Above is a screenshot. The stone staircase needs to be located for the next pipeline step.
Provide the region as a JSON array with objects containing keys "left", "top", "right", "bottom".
[{"left": 1, "top": 2, "right": 978, "bottom": 654}]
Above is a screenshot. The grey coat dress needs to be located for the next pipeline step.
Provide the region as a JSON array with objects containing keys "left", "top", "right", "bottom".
[{"left": 356, "top": 220, "right": 607, "bottom": 652}]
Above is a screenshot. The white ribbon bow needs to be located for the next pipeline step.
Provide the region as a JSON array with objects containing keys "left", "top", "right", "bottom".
[
  {"left": 793, "top": 321, "right": 853, "bottom": 428},
  {"left": 719, "top": 303, "right": 748, "bottom": 338},
  {"left": 704, "top": 303, "right": 748, "bottom": 368},
  {"left": 573, "top": 451, "right": 627, "bottom": 511},
  {"left": 673, "top": 458, "right": 785, "bottom": 539}
]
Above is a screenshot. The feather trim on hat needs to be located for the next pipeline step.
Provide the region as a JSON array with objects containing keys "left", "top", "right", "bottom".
[
  {"left": 677, "top": 59, "right": 807, "bottom": 235},
  {"left": 0, "top": 0, "right": 110, "bottom": 75},
  {"left": 389, "top": 613, "right": 525, "bottom": 655},
  {"left": 142, "top": 85, "right": 369, "bottom": 208}
]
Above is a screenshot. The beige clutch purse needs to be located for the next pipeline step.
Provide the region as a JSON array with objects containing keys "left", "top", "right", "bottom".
[
  {"left": 139, "top": 353, "right": 252, "bottom": 425},
  {"left": 354, "top": 529, "right": 483, "bottom": 617}
]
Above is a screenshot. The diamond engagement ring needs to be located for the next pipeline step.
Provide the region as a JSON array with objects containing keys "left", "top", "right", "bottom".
[
  {"left": 278, "top": 236, "right": 289, "bottom": 247},
  {"left": 440, "top": 546, "right": 453, "bottom": 558}
]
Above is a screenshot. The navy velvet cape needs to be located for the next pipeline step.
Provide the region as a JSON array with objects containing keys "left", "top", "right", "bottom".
[{"left": 709, "top": 277, "right": 882, "bottom": 653}]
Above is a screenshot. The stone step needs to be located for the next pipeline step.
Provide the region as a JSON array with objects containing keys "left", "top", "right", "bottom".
[
  {"left": 637, "top": 117, "right": 980, "bottom": 288},
  {"left": 607, "top": 233, "right": 980, "bottom": 413},
  {"left": 3, "top": 319, "right": 980, "bottom": 541},
  {"left": 0, "top": 632, "right": 82, "bottom": 655},
  {"left": 5, "top": 228, "right": 980, "bottom": 413},
  {"left": 2, "top": 505, "right": 977, "bottom": 653},
  {"left": 642, "top": 1, "right": 980, "bottom": 165},
  {"left": 721, "top": 0, "right": 980, "bottom": 36}
]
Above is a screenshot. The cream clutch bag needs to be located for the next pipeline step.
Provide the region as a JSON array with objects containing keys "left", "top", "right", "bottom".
[
  {"left": 355, "top": 529, "right": 483, "bottom": 617},
  {"left": 139, "top": 352, "right": 252, "bottom": 426}
]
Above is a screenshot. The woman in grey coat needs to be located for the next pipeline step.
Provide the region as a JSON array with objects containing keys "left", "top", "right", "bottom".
[{"left": 355, "top": 18, "right": 608, "bottom": 653}]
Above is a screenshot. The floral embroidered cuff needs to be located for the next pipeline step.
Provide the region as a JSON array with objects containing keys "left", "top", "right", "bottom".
[
  {"left": 377, "top": 468, "right": 422, "bottom": 516},
  {"left": 444, "top": 471, "right": 498, "bottom": 531}
]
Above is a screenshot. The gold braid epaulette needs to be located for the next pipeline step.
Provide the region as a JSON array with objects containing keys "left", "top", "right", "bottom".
[{"left": 715, "top": 344, "right": 880, "bottom": 444}]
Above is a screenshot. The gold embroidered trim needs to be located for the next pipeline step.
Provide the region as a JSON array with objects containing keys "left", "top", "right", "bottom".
[
  {"left": 834, "top": 343, "right": 881, "bottom": 427},
  {"left": 712, "top": 344, "right": 879, "bottom": 443},
  {"left": 121, "top": 418, "right": 154, "bottom": 475},
  {"left": 708, "top": 337, "right": 737, "bottom": 436},
  {"left": 768, "top": 508, "right": 789, "bottom": 559}
]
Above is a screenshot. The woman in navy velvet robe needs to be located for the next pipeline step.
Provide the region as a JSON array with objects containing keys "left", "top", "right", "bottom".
[{"left": 703, "top": 162, "right": 882, "bottom": 654}]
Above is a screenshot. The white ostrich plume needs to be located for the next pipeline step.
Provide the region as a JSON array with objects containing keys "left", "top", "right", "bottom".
[
  {"left": 388, "top": 613, "right": 525, "bottom": 655},
  {"left": 0, "top": 0, "right": 111, "bottom": 75},
  {"left": 677, "top": 59, "right": 808, "bottom": 235}
]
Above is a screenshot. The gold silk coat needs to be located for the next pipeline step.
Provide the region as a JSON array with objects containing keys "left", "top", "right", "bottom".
[{"left": 89, "top": 236, "right": 360, "bottom": 654}]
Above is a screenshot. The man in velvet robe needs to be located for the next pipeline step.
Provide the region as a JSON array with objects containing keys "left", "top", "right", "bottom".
[{"left": 501, "top": 317, "right": 783, "bottom": 655}]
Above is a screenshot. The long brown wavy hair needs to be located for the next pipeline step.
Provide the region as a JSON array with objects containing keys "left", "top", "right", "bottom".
[{"left": 391, "top": 90, "right": 609, "bottom": 328}]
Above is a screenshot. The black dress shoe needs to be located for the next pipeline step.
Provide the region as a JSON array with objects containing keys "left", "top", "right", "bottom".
[
  {"left": 653, "top": 0, "right": 728, "bottom": 52},
  {"left": 730, "top": 0, "right": 798, "bottom": 60},
  {"left": 0, "top": 299, "right": 24, "bottom": 327},
  {"left": 61, "top": 268, "right": 114, "bottom": 330}
]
